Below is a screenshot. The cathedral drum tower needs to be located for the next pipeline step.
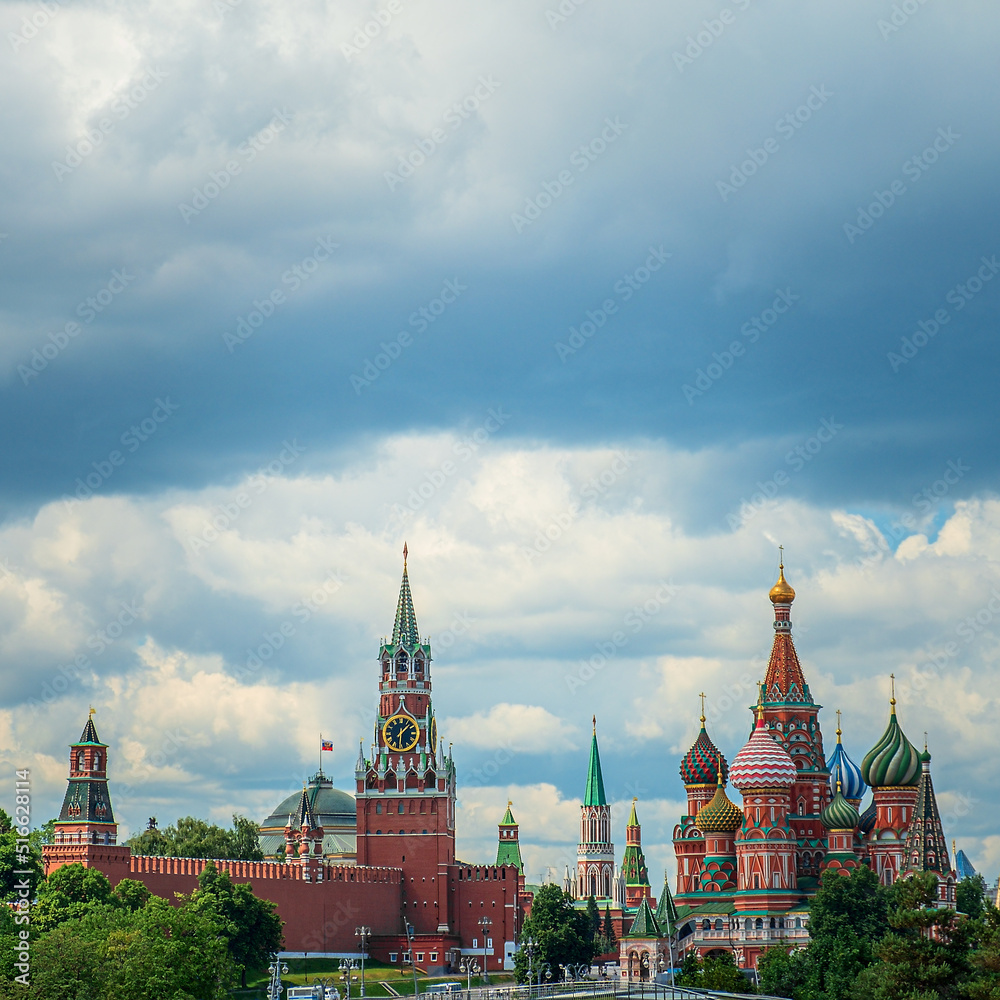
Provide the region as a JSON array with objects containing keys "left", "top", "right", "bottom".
[
  {"left": 757, "top": 556, "right": 831, "bottom": 877},
  {"left": 354, "top": 545, "right": 457, "bottom": 934}
]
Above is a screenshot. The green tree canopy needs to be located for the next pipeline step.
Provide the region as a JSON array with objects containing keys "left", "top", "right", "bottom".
[
  {"left": 513, "top": 884, "right": 595, "bottom": 983},
  {"left": 125, "top": 813, "right": 264, "bottom": 861},
  {"left": 959, "top": 875, "right": 989, "bottom": 922},
  {"left": 32, "top": 863, "right": 115, "bottom": 932},
  {"left": 187, "top": 861, "right": 284, "bottom": 987}
]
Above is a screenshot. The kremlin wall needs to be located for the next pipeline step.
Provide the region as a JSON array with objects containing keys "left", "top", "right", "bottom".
[{"left": 43, "top": 555, "right": 960, "bottom": 974}]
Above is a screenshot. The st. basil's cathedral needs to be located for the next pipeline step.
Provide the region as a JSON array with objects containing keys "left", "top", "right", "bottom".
[{"left": 42, "top": 553, "right": 960, "bottom": 975}]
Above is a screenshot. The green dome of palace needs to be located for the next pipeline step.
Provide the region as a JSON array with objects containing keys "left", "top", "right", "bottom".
[{"left": 259, "top": 772, "right": 357, "bottom": 859}]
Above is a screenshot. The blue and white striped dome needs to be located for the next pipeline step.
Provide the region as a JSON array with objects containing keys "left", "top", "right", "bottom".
[{"left": 828, "top": 738, "right": 867, "bottom": 804}]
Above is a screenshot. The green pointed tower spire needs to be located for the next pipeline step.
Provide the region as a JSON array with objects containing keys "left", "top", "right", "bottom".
[
  {"left": 496, "top": 801, "right": 524, "bottom": 871},
  {"left": 654, "top": 871, "right": 678, "bottom": 935},
  {"left": 392, "top": 542, "right": 420, "bottom": 646},
  {"left": 584, "top": 716, "right": 608, "bottom": 807}
]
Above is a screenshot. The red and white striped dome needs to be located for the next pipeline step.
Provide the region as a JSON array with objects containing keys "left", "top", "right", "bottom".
[{"left": 729, "top": 712, "right": 797, "bottom": 791}]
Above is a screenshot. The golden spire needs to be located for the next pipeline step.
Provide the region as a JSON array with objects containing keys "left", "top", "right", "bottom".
[
  {"left": 593, "top": 714, "right": 597, "bottom": 734},
  {"left": 924, "top": 732, "right": 929, "bottom": 752},
  {"left": 88, "top": 705, "right": 96, "bottom": 718},
  {"left": 403, "top": 541, "right": 408, "bottom": 568},
  {"left": 889, "top": 674, "right": 896, "bottom": 713},
  {"left": 836, "top": 777, "right": 842, "bottom": 795},
  {"left": 768, "top": 547, "right": 796, "bottom": 605},
  {"left": 716, "top": 754, "right": 725, "bottom": 787},
  {"left": 508, "top": 799, "right": 513, "bottom": 808},
  {"left": 755, "top": 682, "right": 765, "bottom": 722},
  {"left": 699, "top": 692, "right": 706, "bottom": 726},
  {"left": 836, "top": 709, "right": 842, "bottom": 743}
]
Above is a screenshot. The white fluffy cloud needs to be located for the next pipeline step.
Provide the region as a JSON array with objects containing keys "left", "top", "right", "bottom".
[{"left": 1, "top": 432, "right": 998, "bottom": 878}]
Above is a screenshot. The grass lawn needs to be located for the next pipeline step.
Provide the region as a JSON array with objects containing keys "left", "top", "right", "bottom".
[{"left": 242, "top": 960, "right": 514, "bottom": 998}]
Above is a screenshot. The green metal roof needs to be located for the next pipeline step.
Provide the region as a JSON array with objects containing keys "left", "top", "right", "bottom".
[
  {"left": 625, "top": 897, "right": 660, "bottom": 938},
  {"left": 584, "top": 727, "right": 607, "bottom": 806},
  {"left": 392, "top": 561, "right": 420, "bottom": 646},
  {"left": 654, "top": 876, "right": 678, "bottom": 932}
]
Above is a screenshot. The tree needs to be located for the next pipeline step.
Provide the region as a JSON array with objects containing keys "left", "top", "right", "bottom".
[
  {"left": 959, "top": 876, "right": 989, "bottom": 922},
  {"left": 854, "top": 871, "right": 975, "bottom": 1000},
  {"left": 32, "top": 863, "right": 115, "bottom": 932},
  {"left": 603, "top": 904, "right": 617, "bottom": 950},
  {"left": 676, "top": 951, "right": 751, "bottom": 992},
  {"left": 125, "top": 813, "right": 264, "bottom": 860},
  {"left": 513, "top": 884, "right": 595, "bottom": 983},
  {"left": 758, "top": 946, "right": 809, "bottom": 999},
  {"left": 0, "top": 826, "right": 44, "bottom": 905},
  {"left": 113, "top": 877, "right": 152, "bottom": 911},
  {"left": 188, "top": 861, "right": 283, "bottom": 987}
]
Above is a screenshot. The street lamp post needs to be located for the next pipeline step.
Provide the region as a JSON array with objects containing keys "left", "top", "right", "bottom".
[
  {"left": 459, "top": 957, "right": 480, "bottom": 993},
  {"left": 478, "top": 916, "right": 492, "bottom": 985},
  {"left": 340, "top": 959, "right": 359, "bottom": 1000},
  {"left": 268, "top": 960, "right": 289, "bottom": 1000},
  {"left": 356, "top": 925, "right": 371, "bottom": 998},
  {"left": 522, "top": 937, "right": 535, "bottom": 989},
  {"left": 405, "top": 921, "right": 419, "bottom": 997}
]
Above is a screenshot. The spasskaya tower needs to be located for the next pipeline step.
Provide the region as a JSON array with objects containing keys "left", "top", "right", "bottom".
[{"left": 354, "top": 545, "right": 457, "bottom": 934}]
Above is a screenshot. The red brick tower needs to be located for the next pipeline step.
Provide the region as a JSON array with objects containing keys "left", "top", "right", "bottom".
[
  {"left": 354, "top": 546, "right": 457, "bottom": 934},
  {"left": 758, "top": 555, "right": 830, "bottom": 877},
  {"left": 44, "top": 710, "right": 130, "bottom": 880}
]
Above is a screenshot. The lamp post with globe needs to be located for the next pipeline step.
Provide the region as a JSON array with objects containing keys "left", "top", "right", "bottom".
[
  {"left": 477, "top": 916, "right": 492, "bottom": 985},
  {"left": 459, "top": 957, "right": 480, "bottom": 993},
  {"left": 355, "top": 926, "right": 371, "bottom": 998},
  {"left": 267, "top": 960, "right": 289, "bottom": 1000}
]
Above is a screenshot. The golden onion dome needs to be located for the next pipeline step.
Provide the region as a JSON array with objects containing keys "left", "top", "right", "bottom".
[{"left": 769, "top": 561, "right": 795, "bottom": 605}]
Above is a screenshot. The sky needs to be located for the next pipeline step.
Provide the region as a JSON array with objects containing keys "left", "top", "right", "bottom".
[{"left": 1, "top": 0, "right": 999, "bottom": 892}]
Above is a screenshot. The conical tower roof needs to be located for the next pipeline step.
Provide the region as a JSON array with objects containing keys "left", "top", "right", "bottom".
[
  {"left": 294, "top": 784, "right": 321, "bottom": 831},
  {"left": 496, "top": 801, "right": 523, "bottom": 871},
  {"left": 763, "top": 560, "right": 811, "bottom": 704},
  {"left": 625, "top": 897, "right": 660, "bottom": 938},
  {"left": 77, "top": 710, "right": 104, "bottom": 746},
  {"left": 654, "top": 873, "right": 678, "bottom": 934},
  {"left": 584, "top": 717, "right": 607, "bottom": 807},
  {"left": 862, "top": 680, "right": 920, "bottom": 788},
  {"left": 500, "top": 802, "right": 516, "bottom": 827},
  {"left": 622, "top": 799, "right": 650, "bottom": 888},
  {"left": 392, "top": 543, "right": 420, "bottom": 646},
  {"left": 902, "top": 749, "right": 950, "bottom": 875}
]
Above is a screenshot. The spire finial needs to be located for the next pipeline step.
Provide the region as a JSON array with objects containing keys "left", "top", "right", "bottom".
[
  {"left": 779, "top": 544, "right": 784, "bottom": 568},
  {"left": 717, "top": 754, "right": 725, "bottom": 787},
  {"left": 699, "top": 692, "right": 706, "bottom": 726},
  {"left": 403, "top": 541, "right": 408, "bottom": 567},
  {"left": 889, "top": 673, "right": 896, "bottom": 712},
  {"left": 836, "top": 777, "right": 842, "bottom": 795},
  {"left": 89, "top": 705, "right": 96, "bottom": 718},
  {"left": 508, "top": 799, "right": 512, "bottom": 808},
  {"left": 593, "top": 714, "right": 596, "bottom": 734},
  {"left": 836, "top": 709, "right": 842, "bottom": 743},
  {"left": 755, "top": 682, "right": 765, "bottom": 722},
  {"left": 924, "top": 731, "right": 928, "bottom": 752}
]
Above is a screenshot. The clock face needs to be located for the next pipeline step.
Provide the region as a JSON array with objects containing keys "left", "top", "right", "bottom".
[
  {"left": 429, "top": 716, "right": 438, "bottom": 751},
  {"left": 383, "top": 714, "right": 419, "bottom": 753}
]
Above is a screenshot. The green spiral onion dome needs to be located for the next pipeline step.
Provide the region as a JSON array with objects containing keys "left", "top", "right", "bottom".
[
  {"left": 821, "top": 785, "right": 860, "bottom": 831},
  {"left": 696, "top": 775, "right": 744, "bottom": 833},
  {"left": 861, "top": 700, "right": 920, "bottom": 788},
  {"left": 680, "top": 721, "right": 728, "bottom": 786}
]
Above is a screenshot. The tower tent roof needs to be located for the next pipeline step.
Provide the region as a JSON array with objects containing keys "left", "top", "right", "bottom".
[
  {"left": 392, "top": 546, "right": 420, "bottom": 646},
  {"left": 584, "top": 721, "right": 607, "bottom": 807},
  {"left": 76, "top": 715, "right": 105, "bottom": 747},
  {"left": 655, "top": 874, "right": 678, "bottom": 933},
  {"left": 903, "top": 750, "right": 951, "bottom": 876},
  {"left": 500, "top": 802, "right": 517, "bottom": 826},
  {"left": 625, "top": 897, "right": 660, "bottom": 938}
]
